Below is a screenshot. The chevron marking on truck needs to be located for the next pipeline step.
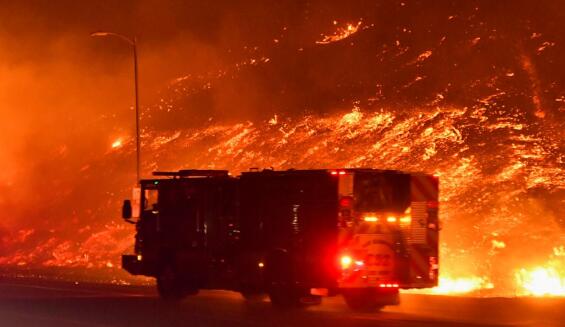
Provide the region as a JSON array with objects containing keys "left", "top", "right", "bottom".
[{"left": 411, "top": 175, "right": 438, "bottom": 202}]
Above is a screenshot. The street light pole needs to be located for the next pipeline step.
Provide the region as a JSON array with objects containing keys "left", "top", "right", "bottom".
[
  {"left": 132, "top": 37, "right": 141, "bottom": 184},
  {"left": 91, "top": 32, "right": 141, "bottom": 183}
]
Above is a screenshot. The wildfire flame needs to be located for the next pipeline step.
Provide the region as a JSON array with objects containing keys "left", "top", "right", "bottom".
[
  {"left": 0, "top": 5, "right": 563, "bottom": 296},
  {"left": 514, "top": 247, "right": 565, "bottom": 296},
  {"left": 430, "top": 276, "right": 494, "bottom": 295},
  {"left": 515, "top": 267, "right": 565, "bottom": 296},
  {"left": 316, "top": 21, "right": 362, "bottom": 44},
  {"left": 1, "top": 104, "right": 562, "bottom": 295}
]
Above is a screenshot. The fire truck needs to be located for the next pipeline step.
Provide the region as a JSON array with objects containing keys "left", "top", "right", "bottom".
[{"left": 121, "top": 168, "right": 439, "bottom": 310}]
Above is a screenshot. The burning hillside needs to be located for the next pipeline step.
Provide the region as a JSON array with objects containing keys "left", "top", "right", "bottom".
[
  {"left": 2, "top": 104, "right": 562, "bottom": 294},
  {"left": 0, "top": 0, "right": 563, "bottom": 295}
]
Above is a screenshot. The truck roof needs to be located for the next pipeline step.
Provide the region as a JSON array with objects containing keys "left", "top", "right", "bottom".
[{"left": 141, "top": 168, "right": 435, "bottom": 183}]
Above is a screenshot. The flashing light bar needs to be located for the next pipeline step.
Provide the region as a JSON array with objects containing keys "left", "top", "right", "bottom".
[
  {"left": 400, "top": 217, "right": 411, "bottom": 224},
  {"left": 363, "top": 214, "right": 412, "bottom": 224},
  {"left": 340, "top": 255, "right": 353, "bottom": 269}
]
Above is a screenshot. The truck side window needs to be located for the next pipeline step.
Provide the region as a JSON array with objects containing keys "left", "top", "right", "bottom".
[{"left": 143, "top": 189, "right": 159, "bottom": 212}]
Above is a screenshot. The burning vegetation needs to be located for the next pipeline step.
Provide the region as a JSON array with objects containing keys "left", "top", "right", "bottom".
[{"left": 0, "top": 1, "right": 563, "bottom": 295}]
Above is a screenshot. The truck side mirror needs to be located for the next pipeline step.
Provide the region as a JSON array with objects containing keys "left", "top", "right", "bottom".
[{"left": 122, "top": 200, "right": 132, "bottom": 219}]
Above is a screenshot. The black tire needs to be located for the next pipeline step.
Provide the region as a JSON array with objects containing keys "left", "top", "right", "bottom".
[
  {"left": 156, "top": 265, "right": 198, "bottom": 301},
  {"left": 240, "top": 291, "right": 266, "bottom": 301},
  {"left": 268, "top": 285, "right": 305, "bottom": 307},
  {"left": 265, "top": 252, "right": 306, "bottom": 308},
  {"left": 343, "top": 289, "right": 386, "bottom": 312}
]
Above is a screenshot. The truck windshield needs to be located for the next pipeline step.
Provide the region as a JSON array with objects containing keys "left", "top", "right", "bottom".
[
  {"left": 143, "top": 187, "right": 159, "bottom": 212},
  {"left": 353, "top": 172, "right": 410, "bottom": 213}
]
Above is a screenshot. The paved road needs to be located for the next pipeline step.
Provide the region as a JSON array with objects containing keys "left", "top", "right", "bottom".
[{"left": 0, "top": 278, "right": 562, "bottom": 327}]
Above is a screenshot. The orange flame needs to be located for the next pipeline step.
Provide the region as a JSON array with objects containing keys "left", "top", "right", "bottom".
[
  {"left": 432, "top": 276, "right": 494, "bottom": 295},
  {"left": 515, "top": 247, "right": 565, "bottom": 296},
  {"left": 316, "top": 21, "right": 362, "bottom": 44},
  {"left": 111, "top": 138, "right": 123, "bottom": 149}
]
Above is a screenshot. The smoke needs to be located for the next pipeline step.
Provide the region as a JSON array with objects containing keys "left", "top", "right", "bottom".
[
  {"left": 0, "top": 1, "right": 563, "bottom": 292},
  {"left": 0, "top": 0, "right": 229, "bottom": 229}
]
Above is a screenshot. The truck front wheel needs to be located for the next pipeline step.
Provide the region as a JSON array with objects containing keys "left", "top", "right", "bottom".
[{"left": 156, "top": 265, "right": 198, "bottom": 300}]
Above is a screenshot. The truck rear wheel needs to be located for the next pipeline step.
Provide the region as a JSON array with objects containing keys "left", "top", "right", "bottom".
[
  {"left": 265, "top": 252, "right": 305, "bottom": 307},
  {"left": 268, "top": 285, "right": 306, "bottom": 307},
  {"left": 156, "top": 265, "right": 198, "bottom": 300}
]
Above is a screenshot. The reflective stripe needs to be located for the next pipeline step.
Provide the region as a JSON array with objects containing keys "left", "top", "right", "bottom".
[
  {"left": 409, "top": 246, "right": 430, "bottom": 281},
  {"left": 411, "top": 175, "right": 438, "bottom": 201},
  {"left": 409, "top": 202, "right": 427, "bottom": 244},
  {"left": 411, "top": 249, "right": 428, "bottom": 274}
]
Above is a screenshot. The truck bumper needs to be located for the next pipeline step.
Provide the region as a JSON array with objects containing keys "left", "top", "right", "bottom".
[
  {"left": 122, "top": 254, "right": 153, "bottom": 276},
  {"left": 341, "top": 287, "right": 400, "bottom": 306}
]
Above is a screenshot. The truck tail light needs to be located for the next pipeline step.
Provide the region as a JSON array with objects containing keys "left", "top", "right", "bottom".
[
  {"left": 340, "top": 255, "right": 353, "bottom": 269},
  {"left": 340, "top": 197, "right": 353, "bottom": 208},
  {"left": 429, "top": 256, "right": 438, "bottom": 280},
  {"left": 378, "top": 283, "right": 399, "bottom": 288}
]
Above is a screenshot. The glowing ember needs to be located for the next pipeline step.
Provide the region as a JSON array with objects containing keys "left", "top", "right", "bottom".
[
  {"left": 111, "top": 138, "right": 123, "bottom": 149},
  {"left": 316, "top": 21, "right": 362, "bottom": 44},
  {"left": 491, "top": 240, "right": 506, "bottom": 249},
  {"left": 339, "top": 107, "right": 363, "bottom": 125}
]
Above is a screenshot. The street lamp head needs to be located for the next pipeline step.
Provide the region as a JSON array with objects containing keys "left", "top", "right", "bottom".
[
  {"left": 90, "top": 31, "right": 111, "bottom": 37},
  {"left": 90, "top": 29, "right": 139, "bottom": 182},
  {"left": 90, "top": 31, "right": 135, "bottom": 46}
]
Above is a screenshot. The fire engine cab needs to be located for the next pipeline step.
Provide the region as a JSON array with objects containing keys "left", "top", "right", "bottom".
[{"left": 121, "top": 168, "right": 439, "bottom": 311}]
